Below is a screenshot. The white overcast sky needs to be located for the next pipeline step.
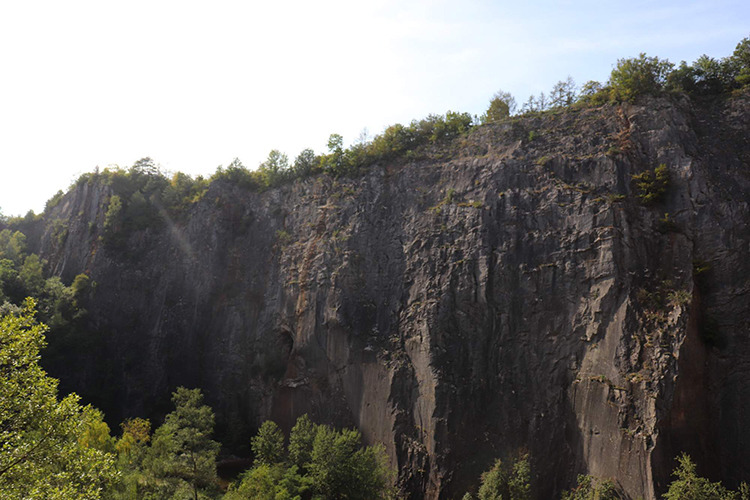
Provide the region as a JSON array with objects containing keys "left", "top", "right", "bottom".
[{"left": 0, "top": 0, "right": 747, "bottom": 216}]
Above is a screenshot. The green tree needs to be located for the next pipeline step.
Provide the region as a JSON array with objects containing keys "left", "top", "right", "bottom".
[
  {"left": 103, "top": 194, "right": 123, "bottom": 240},
  {"left": 259, "top": 149, "right": 291, "bottom": 187},
  {"left": 476, "top": 455, "right": 531, "bottom": 500},
  {"left": 162, "top": 172, "right": 208, "bottom": 212},
  {"left": 732, "top": 37, "right": 750, "bottom": 86},
  {"left": 293, "top": 148, "right": 317, "bottom": 177},
  {"left": 663, "top": 454, "right": 735, "bottom": 500},
  {"left": 691, "top": 54, "right": 732, "bottom": 94},
  {"left": 19, "top": 254, "right": 45, "bottom": 296},
  {"left": 212, "top": 158, "right": 262, "bottom": 191},
  {"left": 288, "top": 414, "right": 316, "bottom": 470},
  {"left": 321, "top": 134, "right": 352, "bottom": 177},
  {"left": 549, "top": 76, "right": 577, "bottom": 108},
  {"left": 71, "top": 273, "right": 92, "bottom": 302},
  {"left": 224, "top": 463, "right": 304, "bottom": 500},
  {"left": 108, "top": 418, "right": 153, "bottom": 500},
  {"left": 251, "top": 420, "right": 285, "bottom": 466},
  {"left": 145, "top": 387, "right": 220, "bottom": 499},
  {"left": 0, "top": 299, "right": 117, "bottom": 499},
  {"left": 307, "top": 424, "right": 393, "bottom": 500},
  {"left": 0, "top": 259, "right": 19, "bottom": 304},
  {"left": 482, "top": 90, "right": 516, "bottom": 123},
  {"left": 432, "top": 111, "right": 474, "bottom": 141},
  {"left": 576, "top": 80, "right": 610, "bottom": 106},
  {"left": 328, "top": 133, "right": 344, "bottom": 153},
  {"left": 521, "top": 92, "right": 549, "bottom": 113},
  {"left": 234, "top": 415, "right": 394, "bottom": 500},
  {"left": 0, "top": 230, "right": 26, "bottom": 265},
  {"left": 667, "top": 61, "right": 700, "bottom": 94},
  {"left": 131, "top": 157, "right": 160, "bottom": 176},
  {"left": 609, "top": 53, "right": 674, "bottom": 101}
]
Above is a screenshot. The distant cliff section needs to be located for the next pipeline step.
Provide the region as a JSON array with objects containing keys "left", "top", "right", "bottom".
[{"left": 31, "top": 92, "right": 750, "bottom": 499}]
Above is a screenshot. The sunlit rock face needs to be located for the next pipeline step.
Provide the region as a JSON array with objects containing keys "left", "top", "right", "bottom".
[{"left": 36, "top": 93, "right": 750, "bottom": 499}]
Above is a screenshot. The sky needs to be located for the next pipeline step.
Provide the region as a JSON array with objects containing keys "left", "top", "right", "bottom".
[{"left": 0, "top": 0, "right": 747, "bottom": 216}]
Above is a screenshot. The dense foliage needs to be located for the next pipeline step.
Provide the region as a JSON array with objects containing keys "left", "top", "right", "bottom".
[
  {"left": 0, "top": 300, "right": 117, "bottom": 499},
  {"left": 0, "top": 303, "right": 394, "bottom": 499},
  {"left": 662, "top": 454, "right": 745, "bottom": 500},
  {"left": 460, "top": 453, "right": 749, "bottom": 500},
  {"left": 0, "top": 228, "right": 90, "bottom": 364},
  {"left": 461, "top": 455, "right": 531, "bottom": 500},
  {"left": 561, "top": 475, "right": 622, "bottom": 500},
  {"left": 226, "top": 414, "right": 395, "bottom": 500}
]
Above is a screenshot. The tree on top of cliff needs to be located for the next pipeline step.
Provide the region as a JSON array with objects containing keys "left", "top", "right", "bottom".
[
  {"left": 609, "top": 53, "right": 674, "bottom": 101},
  {"left": 732, "top": 37, "right": 750, "bottom": 86},
  {"left": 131, "top": 157, "right": 160, "bottom": 177},
  {"left": 481, "top": 90, "right": 517, "bottom": 123}
]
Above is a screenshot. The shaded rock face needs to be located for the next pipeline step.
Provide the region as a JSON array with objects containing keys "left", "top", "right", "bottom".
[{"left": 36, "top": 94, "right": 750, "bottom": 499}]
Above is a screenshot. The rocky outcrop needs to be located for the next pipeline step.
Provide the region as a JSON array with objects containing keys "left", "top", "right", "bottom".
[{"left": 35, "top": 93, "right": 750, "bottom": 499}]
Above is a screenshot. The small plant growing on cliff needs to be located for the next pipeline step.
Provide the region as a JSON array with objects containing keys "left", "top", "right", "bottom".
[
  {"left": 658, "top": 212, "right": 678, "bottom": 232},
  {"left": 632, "top": 164, "right": 669, "bottom": 204},
  {"left": 430, "top": 188, "right": 456, "bottom": 214},
  {"left": 667, "top": 289, "right": 691, "bottom": 307},
  {"left": 275, "top": 229, "right": 292, "bottom": 247}
]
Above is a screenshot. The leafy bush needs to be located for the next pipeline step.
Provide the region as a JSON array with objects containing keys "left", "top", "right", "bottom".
[
  {"left": 562, "top": 475, "right": 622, "bottom": 500},
  {"left": 576, "top": 80, "right": 611, "bottom": 106}
]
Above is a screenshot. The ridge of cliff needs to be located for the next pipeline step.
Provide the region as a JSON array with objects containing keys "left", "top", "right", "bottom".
[{"left": 33, "top": 92, "right": 750, "bottom": 499}]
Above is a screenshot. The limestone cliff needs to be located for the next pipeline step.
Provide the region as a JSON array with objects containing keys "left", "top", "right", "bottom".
[{"left": 33, "top": 93, "right": 750, "bottom": 499}]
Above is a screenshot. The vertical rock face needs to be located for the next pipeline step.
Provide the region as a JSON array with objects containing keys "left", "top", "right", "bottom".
[{"left": 36, "top": 94, "right": 750, "bottom": 499}]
